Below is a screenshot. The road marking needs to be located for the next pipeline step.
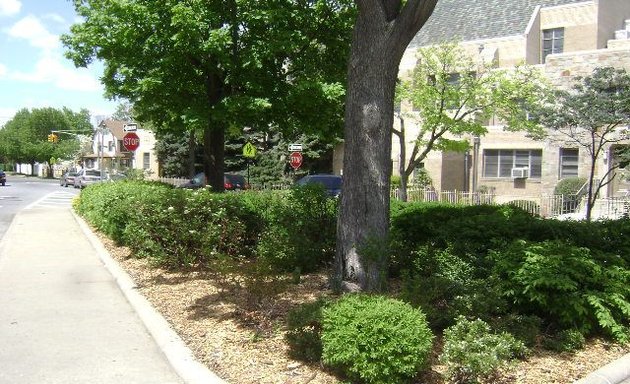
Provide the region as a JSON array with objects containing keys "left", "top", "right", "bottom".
[{"left": 25, "top": 191, "right": 78, "bottom": 210}]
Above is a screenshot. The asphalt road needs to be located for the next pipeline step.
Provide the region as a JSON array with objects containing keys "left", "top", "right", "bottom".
[{"left": 0, "top": 175, "right": 79, "bottom": 240}]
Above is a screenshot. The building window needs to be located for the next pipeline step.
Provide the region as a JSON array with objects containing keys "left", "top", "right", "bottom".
[
  {"left": 559, "top": 148, "right": 579, "bottom": 178},
  {"left": 542, "top": 27, "right": 564, "bottom": 63},
  {"left": 482, "top": 149, "right": 542, "bottom": 178},
  {"left": 143, "top": 153, "right": 150, "bottom": 170}
]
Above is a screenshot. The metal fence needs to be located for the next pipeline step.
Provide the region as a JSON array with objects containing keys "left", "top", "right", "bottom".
[
  {"left": 158, "top": 176, "right": 188, "bottom": 187},
  {"left": 391, "top": 187, "right": 630, "bottom": 219}
]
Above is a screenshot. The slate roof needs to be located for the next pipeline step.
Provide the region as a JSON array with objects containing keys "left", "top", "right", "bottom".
[{"left": 410, "top": 0, "right": 588, "bottom": 48}]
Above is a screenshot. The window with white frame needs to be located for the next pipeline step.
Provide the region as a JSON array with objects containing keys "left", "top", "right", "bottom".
[
  {"left": 482, "top": 149, "right": 542, "bottom": 178},
  {"left": 559, "top": 148, "right": 579, "bottom": 178},
  {"left": 143, "top": 153, "right": 150, "bottom": 170},
  {"left": 542, "top": 27, "right": 564, "bottom": 63}
]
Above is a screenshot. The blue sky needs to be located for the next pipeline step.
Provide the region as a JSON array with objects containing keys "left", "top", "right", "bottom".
[{"left": 0, "top": 0, "right": 118, "bottom": 127}]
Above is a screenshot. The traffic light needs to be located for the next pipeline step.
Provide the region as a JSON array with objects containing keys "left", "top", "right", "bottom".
[{"left": 47, "top": 133, "right": 58, "bottom": 143}]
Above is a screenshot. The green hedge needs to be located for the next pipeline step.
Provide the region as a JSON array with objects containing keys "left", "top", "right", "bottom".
[
  {"left": 74, "top": 180, "right": 336, "bottom": 271},
  {"left": 76, "top": 184, "right": 630, "bottom": 344},
  {"left": 390, "top": 201, "right": 630, "bottom": 340}
]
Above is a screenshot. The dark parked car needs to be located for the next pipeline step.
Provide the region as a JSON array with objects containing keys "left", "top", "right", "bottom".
[
  {"left": 295, "top": 174, "right": 342, "bottom": 197},
  {"left": 178, "top": 172, "right": 249, "bottom": 190},
  {"left": 0, "top": 170, "right": 5, "bottom": 186},
  {"left": 60, "top": 170, "right": 78, "bottom": 187}
]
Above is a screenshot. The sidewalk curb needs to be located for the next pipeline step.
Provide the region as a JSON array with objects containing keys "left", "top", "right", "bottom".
[
  {"left": 573, "top": 353, "right": 630, "bottom": 384},
  {"left": 73, "top": 212, "right": 227, "bottom": 384}
]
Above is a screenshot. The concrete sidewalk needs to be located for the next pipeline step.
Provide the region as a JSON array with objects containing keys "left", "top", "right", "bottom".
[{"left": 0, "top": 206, "right": 223, "bottom": 384}]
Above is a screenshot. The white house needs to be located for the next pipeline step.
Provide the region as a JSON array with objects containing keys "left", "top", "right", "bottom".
[{"left": 79, "top": 119, "right": 159, "bottom": 177}]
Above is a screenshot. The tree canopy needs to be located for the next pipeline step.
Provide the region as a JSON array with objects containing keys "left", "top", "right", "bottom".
[
  {"left": 0, "top": 107, "right": 91, "bottom": 171},
  {"left": 536, "top": 66, "right": 630, "bottom": 221},
  {"left": 63, "top": 0, "right": 354, "bottom": 190},
  {"left": 394, "top": 42, "right": 549, "bottom": 200}
]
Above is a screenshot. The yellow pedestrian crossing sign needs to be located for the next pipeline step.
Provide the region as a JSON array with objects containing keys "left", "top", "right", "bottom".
[{"left": 243, "top": 142, "right": 257, "bottom": 158}]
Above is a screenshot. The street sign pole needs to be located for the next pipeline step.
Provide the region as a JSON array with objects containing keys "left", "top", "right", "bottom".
[{"left": 242, "top": 142, "right": 257, "bottom": 187}]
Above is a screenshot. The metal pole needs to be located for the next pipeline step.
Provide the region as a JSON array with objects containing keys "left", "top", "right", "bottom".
[
  {"left": 99, "top": 128, "right": 104, "bottom": 180},
  {"left": 472, "top": 136, "right": 480, "bottom": 192},
  {"left": 247, "top": 160, "right": 250, "bottom": 186}
]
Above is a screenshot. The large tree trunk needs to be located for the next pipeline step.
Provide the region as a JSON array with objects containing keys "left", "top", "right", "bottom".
[
  {"left": 203, "top": 125, "right": 225, "bottom": 192},
  {"left": 203, "top": 71, "right": 226, "bottom": 192},
  {"left": 334, "top": 0, "right": 437, "bottom": 292},
  {"left": 188, "top": 131, "right": 196, "bottom": 178}
]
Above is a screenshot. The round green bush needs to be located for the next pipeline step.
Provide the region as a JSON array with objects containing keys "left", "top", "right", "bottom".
[
  {"left": 321, "top": 294, "right": 434, "bottom": 384},
  {"left": 542, "top": 329, "right": 586, "bottom": 352},
  {"left": 554, "top": 177, "right": 587, "bottom": 195},
  {"left": 440, "top": 316, "right": 526, "bottom": 384}
]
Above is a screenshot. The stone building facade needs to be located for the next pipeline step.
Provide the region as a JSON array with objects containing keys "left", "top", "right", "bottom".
[{"left": 387, "top": 0, "right": 630, "bottom": 199}]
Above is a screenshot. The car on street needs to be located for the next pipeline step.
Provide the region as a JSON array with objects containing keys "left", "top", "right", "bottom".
[
  {"left": 74, "top": 169, "right": 104, "bottom": 189},
  {"left": 178, "top": 172, "right": 249, "bottom": 190},
  {"left": 295, "top": 174, "right": 342, "bottom": 197},
  {"left": 60, "top": 170, "right": 78, "bottom": 187},
  {"left": 0, "top": 170, "right": 5, "bottom": 186}
]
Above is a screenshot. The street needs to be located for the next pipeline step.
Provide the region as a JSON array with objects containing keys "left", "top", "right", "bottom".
[{"left": 0, "top": 175, "right": 79, "bottom": 240}]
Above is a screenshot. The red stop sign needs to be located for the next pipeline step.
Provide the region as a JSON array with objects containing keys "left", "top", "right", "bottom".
[
  {"left": 289, "top": 152, "right": 303, "bottom": 170},
  {"left": 123, "top": 132, "right": 140, "bottom": 151}
]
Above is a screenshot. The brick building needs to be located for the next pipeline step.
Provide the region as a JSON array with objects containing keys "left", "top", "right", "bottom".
[
  {"left": 404, "top": 0, "right": 630, "bottom": 199},
  {"left": 334, "top": 0, "right": 630, "bottom": 201}
]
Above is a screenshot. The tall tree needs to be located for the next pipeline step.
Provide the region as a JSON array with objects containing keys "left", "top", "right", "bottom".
[
  {"left": 111, "top": 102, "right": 135, "bottom": 122},
  {"left": 335, "top": 0, "right": 438, "bottom": 292},
  {"left": 394, "top": 43, "right": 548, "bottom": 201},
  {"left": 62, "top": 107, "right": 94, "bottom": 135},
  {"left": 153, "top": 130, "right": 198, "bottom": 178},
  {"left": 537, "top": 67, "right": 630, "bottom": 221},
  {"left": 0, "top": 107, "right": 88, "bottom": 174},
  {"left": 63, "top": 0, "right": 353, "bottom": 191}
]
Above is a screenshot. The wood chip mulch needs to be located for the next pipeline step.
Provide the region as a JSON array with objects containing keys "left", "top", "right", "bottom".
[{"left": 97, "top": 234, "right": 629, "bottom": 384}]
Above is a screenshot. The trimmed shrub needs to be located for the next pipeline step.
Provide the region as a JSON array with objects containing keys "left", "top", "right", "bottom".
[
  {"left": 398, "top": 245, "right": 504, "bottom": 330},
  {"left": 256, "top": 184, "right": 337, "bottom": 273},
  {"left": 131, "top": 190, "right": 259, "bottom": 267},
  {"left": 554, "top": 177, "right": 587, "bottom": 195},
  {"left": 491, "top": 240, "right": 630, "bottom": 342},
  {"left": 542, "top": 329, "right": 586, "bottom": 352},
  {"left": 74, "top": 180, "right": 175, "bottom": 244},
  {"left": 285, "top": 299, "right": 331, "bottom": 362},
  {"left": 440, "top": 316, "right": 526, "bottom": 384},
  {"left": 321, "top": 294, "right": 434, "bottom": 384},
  {"left": 389, "top": 203, "right": 540, "bottom": 276}
]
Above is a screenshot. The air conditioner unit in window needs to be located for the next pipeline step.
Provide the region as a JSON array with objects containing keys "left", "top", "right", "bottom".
[{"left": 511, "top": 167, "right": 529, "bottom": 179}]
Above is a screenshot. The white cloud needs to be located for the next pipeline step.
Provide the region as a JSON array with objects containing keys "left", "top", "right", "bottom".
[
  {"left": 0, "top": 106, "right": 17, "bottom": 127},
  {"left": 0, "top": 62, "right": 7, "bottom": 77},
  {"left": 0, "top": 0, "right": 21, "bottom": 17},
  {"left": 12, "top": 54, "right": 102, "bottom": 92},
  {"left": 43, "top": 13, "right": 66, "bottom": 24},
  {"left": 3, "top": 13, "right": 102, "bottom": 92},
  {"left": 8, "top": 15, "right": 59, "bottom": 51}
]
